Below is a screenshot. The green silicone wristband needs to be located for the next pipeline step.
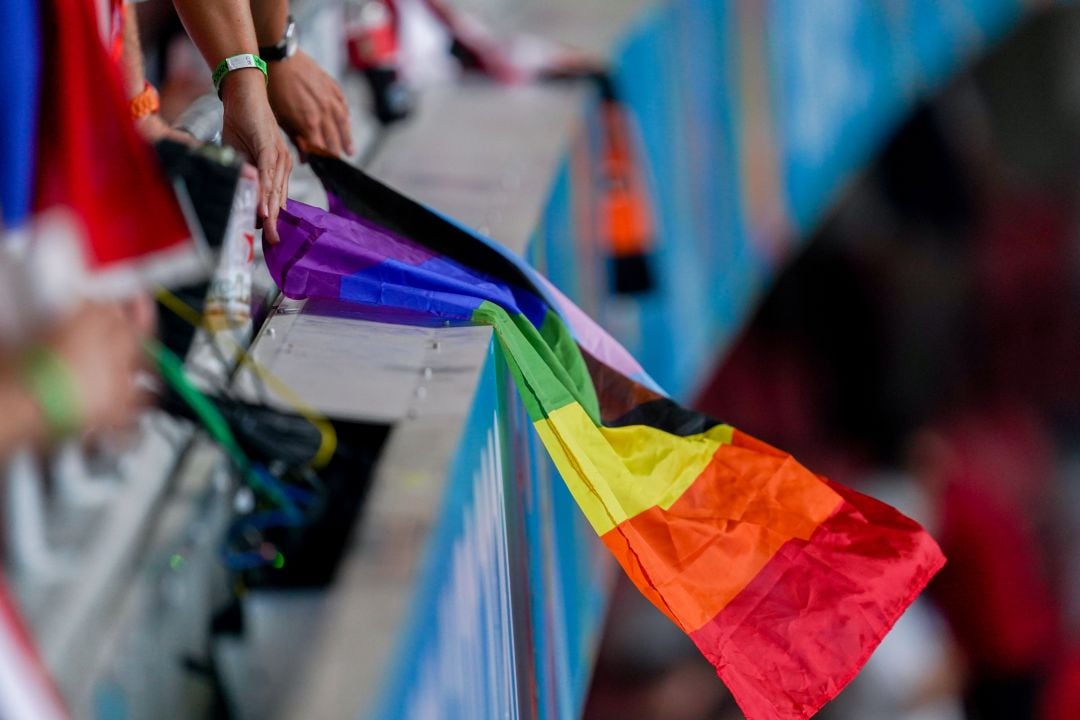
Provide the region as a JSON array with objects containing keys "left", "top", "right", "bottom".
[
  {"left": 212, "top": 54, "right": 269, "bottom": 94},
  {"left": 20, "top": 346, "right": 83, "bottom": 440}
]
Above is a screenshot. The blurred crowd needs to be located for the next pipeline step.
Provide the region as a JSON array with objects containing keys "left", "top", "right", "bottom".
[
  {"left": 588, "top": 8, "right": 1080, "bottom": 720},
  {"left": 0, "top": 0, "right": 354, "bottom": 459},
  {"left": 0, "top": 4, "right": 356, "bottom": 710}
]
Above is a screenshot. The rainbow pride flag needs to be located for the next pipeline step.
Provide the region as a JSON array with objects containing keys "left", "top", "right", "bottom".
[{"left": 265, "top": 156, "right": 945, "bottom": 720}]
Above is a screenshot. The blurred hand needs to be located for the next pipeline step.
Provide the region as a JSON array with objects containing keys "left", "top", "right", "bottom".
[
  {"left": 123, "top": 292, "right": 158, "bottom": 338},
  {"left": 135, "top": 113, "right": 201, "bottom": 148},
  {"left": 220, "top": 69, "right": 292, "bottom": 244},
  {"left": 47, "top": 302, "right": 145, "bottom": 432},
  {"left": 267, "top": 50, "right": 355, "bottom": 158}
]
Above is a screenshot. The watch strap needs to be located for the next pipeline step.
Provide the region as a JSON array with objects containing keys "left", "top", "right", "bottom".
[{"left": 259, "top": 16, "right": 297, "bottom": 62}]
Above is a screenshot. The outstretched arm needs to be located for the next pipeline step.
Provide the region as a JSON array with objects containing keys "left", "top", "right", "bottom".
[{"left": 172, "top": 0, "right": 292, "bottom": 243}]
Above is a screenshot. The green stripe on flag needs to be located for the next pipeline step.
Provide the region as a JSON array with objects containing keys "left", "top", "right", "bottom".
[{"left": 472, "top": 301, "right": 601, "bottom": 425}]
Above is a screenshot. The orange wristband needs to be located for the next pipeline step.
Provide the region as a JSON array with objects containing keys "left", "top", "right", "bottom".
[{"left": 130, "top": 81, "right": 160, "bottom": 120}]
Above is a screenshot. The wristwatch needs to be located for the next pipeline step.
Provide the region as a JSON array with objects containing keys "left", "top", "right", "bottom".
[{"left": 259, "top": 15, "right": 298, "bottom": 61}]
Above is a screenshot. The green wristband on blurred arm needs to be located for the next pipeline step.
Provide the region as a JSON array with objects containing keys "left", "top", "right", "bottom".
[
  {"left": 212, "top": 53, "right": 269, "bottom": 95},
  {"left": 19, "top": 346, "right": 83, "bottom": 440}
]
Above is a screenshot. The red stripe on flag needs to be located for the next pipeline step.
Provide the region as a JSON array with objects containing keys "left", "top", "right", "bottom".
[
  {"left": 599, "top": 440, "right": 842, "bottom": 633},
  {"left": 689, "top": 482, "right": 945, "bottom": 720}
]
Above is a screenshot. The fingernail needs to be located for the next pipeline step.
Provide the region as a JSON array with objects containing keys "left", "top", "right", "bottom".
[{"left": 261, "top": 202, "right": 269, "bottom": 218}]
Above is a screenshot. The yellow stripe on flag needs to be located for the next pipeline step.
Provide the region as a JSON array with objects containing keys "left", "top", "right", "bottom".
[{"left": 533, "top": 402, "right": 734, "bottom": 535}]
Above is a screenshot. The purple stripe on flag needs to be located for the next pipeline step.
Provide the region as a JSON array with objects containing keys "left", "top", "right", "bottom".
[
  {"left": 270, "top": 200, "right": 440, "bottom": 299},
  {"left": 271, "top": 200, "right": 550, "bottom": 328}
]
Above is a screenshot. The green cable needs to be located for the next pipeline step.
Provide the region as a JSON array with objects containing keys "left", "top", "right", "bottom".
[{"left": 146, "top": 339, "right": 298, "bottom": 516}]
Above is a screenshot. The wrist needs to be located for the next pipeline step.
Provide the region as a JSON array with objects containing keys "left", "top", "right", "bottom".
[
  {"left": 218, "top": 63, "right": 269, "bottom": 105},
  {"left": 0, "top": 373, "right": 48, "bottom": 450},
  {"left": 126, "top": 73, "right": 147, "bottom": 101}
]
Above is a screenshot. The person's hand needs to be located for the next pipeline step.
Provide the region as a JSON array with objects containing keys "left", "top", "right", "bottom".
[
  {"left": 220, "top": 68, "right": 292, "bottom": 244},
  {"left": 135, "top": 113, "right": 202, "bottom": 148},
  {"left": 47, "top": 302, "right": 146, "bottom": 433},
  {"left": 267, "top": 50, "right": 355, "bottom": 158},
  {"left": 123, "top": 291, "right": 158, "bottom": 338}
]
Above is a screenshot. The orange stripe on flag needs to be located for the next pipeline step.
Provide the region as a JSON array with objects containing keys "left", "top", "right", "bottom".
[
  {"left": 601, "top": 441, "right": 842, "bottom": 632},
  {"left": 533, "top": 403, "right": 733, "bottom": 535}
]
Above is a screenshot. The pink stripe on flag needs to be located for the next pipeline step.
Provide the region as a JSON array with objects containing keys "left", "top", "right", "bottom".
[{"left": 536, "top": 275, "right": 662, "bottom": 393}]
